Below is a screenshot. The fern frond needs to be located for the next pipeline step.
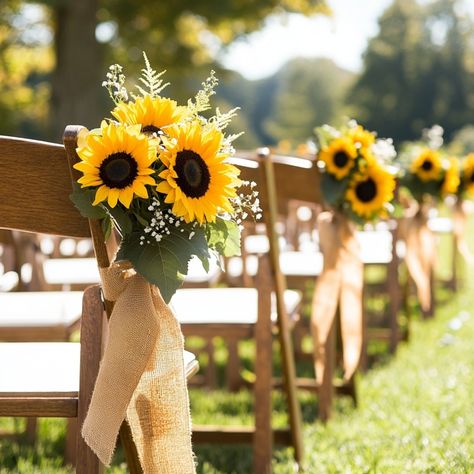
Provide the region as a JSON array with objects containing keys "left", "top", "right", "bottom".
[
  {"left": 187, "top": 71, "right": 218, "bottom": 116},
  {"left": 210, "top": 107, "right": 240, "bottom": 131},
  {"left": 136, "top": 52, "right": 169, "bottom": 97}
]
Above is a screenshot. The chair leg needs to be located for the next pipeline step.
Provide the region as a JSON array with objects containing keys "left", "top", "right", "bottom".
[
  {"left": 65, "top": 418, "right": 78, "bottom": 466},
  {"left": 318, "top": 317, "right": 335, "bottom": 423},
  {"left": 253, "top": 257, "right": 273, "bottom": 474},
  {"left": 76, "top": 286, "right": 105, "bottom": 474},
  {"left": 25, "top": 418, "right": 37, "bottom": 444},
  {"left": 227, "top": 337, "right": 241, "bottom": 392}
]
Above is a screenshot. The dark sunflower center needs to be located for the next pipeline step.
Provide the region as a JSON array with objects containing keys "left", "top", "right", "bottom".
[
  {"left": 142, "top": 125, "right": 161, "bottom": 134},
  {"left": 99, "top": 152, "right": 138, "bottom": 189},
  {"left": 421, "top": 159, "right": 433, "bottom": 171},
  {"left": 334, "top": 151, "right": 349, "bottom": 168},
  {"left": 355, "top": 178, "right": 377, "bottom": 203},
  {"left": 174, "top": 149, "right": 210, "bottom": 198},
  {"left": 469, "top": 173, "right": 474, "bottom": 183}
]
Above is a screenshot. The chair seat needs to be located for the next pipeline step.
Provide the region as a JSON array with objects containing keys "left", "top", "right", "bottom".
[
  {"left": 428, "top": 216, "right": 453, "bottom": 233},
  {"left": 357, "top": 230, "right": 393, "bottom": 265},
  {"left": 0, "top": 291, "right": 83, "bottom": 328},
  {"left": 43, "top": 256, "right": 219, "bottom": 287},
  {"left": 172, "top": 288, "right": 301, "bottom": 325},
  {"left": 0, "top": 342, "right": 197, "bottom": 416},
  {"left": 43, "top": 258, "right": 100, "bottom": 286}
]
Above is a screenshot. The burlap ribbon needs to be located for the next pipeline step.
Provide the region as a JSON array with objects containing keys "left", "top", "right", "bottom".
[
  {"left": 400, "top": 205, "right": 436, "bottom": 312},
  {"left": 82, "top": 261, "right": 195, "bottom": 473},
  {"left": 453, "top": 200, "right": 474, "bottom": 264},
  {"left": 311, "top": 212, "right": 363, "bottom": 384}
]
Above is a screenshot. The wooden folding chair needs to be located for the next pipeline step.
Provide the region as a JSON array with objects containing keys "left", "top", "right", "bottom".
[
  {"left": 172, "top": 154, "right": 303, "bottom": 473},
  {"left": 0, "top": 129, "right": 198, "bottom": 473}
]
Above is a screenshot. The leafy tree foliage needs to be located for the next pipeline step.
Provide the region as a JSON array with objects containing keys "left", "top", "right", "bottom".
[{"left": 349, "top": 0, "right": 474, "bottom": 142}]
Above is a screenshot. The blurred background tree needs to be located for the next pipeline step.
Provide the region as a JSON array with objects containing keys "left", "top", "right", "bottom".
[
  {"left": 2, "top": 0, "right": 474, "bottom": 150},
  {"left": 0, "top": 0, "right": 329, "bottom": 139},
  {"left": 348, "top": 0, "right": 474, "bottom": 143}
]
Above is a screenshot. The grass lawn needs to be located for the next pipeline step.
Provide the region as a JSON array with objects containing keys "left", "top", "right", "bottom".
[{"left": 1, "top": 230, "right": 474, "bottom": 472}]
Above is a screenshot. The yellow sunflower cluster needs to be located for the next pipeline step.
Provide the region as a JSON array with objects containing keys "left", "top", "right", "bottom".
[
  {"left": 316, "top": 122, "right": 396, "bottom": 221},
  {"left": 461, "top": 153, "right": 474, "bottom": 195},
  {"left": 346, "top": 160, "right": 396, "bottom": 219},
  {"left": 75, "top": 94, "right": 241, "bottom": 224},
  {"left": 410, "top": 149, "right": 442, "bottom": 182},
  {"left": 441, "top": 157, "right": 460, "bottom": 196}
]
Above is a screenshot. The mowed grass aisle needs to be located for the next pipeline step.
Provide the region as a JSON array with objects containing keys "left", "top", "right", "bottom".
[{"left": 1, "top": 248, "right": 474, "bottom": 472}]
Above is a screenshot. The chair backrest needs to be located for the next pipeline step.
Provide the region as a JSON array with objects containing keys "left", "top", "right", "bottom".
[
  {"left": 0, "top": 127, "right": 112, "bottom": 284},
  {"left": 0, "top": 135, "right": 90, "bottom": 239}
]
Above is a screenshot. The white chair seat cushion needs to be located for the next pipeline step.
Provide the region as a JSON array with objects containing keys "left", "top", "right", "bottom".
[
  {"left": 0, "top": 342, "right": 196, "bottom": 396},
  {"left": 0, "top": 342, "right": 80, "bottom": 395},
  {"left": 428, "top": 217, "right": 453, "bottom": 233},
  {"left": 43, "top": 256, "right": 219, "bottom": 286},
  {"left": 357, "top": 230, "right": 393, "bottom": 265},
  {"left": 172, "top": 288, "right": 301, "bottom": 325},
  {"left": 43, "top": 258, "right": 100, "bottom": 285},
  {"left": 0, "top": 291, "right": 83, "bottom": 327}
]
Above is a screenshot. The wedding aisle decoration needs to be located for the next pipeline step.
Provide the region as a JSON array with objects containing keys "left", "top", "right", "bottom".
[
  {"left": 311, "top": 120, "right": 397, "bottom": 387},
  {"left": 70, "top": 54, "right": 259, "bottom": 473},
  {"left": 399, "top": 125, "right": 460, "bottom": 314}
]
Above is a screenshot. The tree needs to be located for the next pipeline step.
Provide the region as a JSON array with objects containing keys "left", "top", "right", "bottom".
[
  {"left": 264, "top": 58, "right": 354, "bottom": 144},
  {"left": 1, "top": 0, "right": 329, "bottom": 139},
  {"left": 348, "top": 0, "right": 474, "bottom": 142}
]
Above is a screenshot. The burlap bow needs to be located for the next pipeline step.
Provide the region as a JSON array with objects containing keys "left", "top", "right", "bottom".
[
  {"left": 453, "top": 200, "right": 474, "bottom": 264},
  {"left": 400, "top": 205, "right": 436, "bottom": 313},
  {"left": 82, "top": 261, "right": 195, "bottom": 473},
  {"left": 311, "top": 212, "right": 363, "bottom": 385}
]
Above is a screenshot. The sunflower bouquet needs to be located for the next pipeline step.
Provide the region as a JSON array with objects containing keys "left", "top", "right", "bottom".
[
  {"left": 400, "top": 126, "right": 460, "bottom": 202},
  {"left": 315, "top": 120, "right": 397, "bottom": 223},
  {"left": 71, "top": 54, "right": 260, "bottom": 302},
  {"left": 456, "top": 153, "right": 474, "bottom": 198}
]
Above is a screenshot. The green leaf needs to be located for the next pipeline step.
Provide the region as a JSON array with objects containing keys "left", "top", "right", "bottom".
[
  {"left": 117, "top": 224, "right": 210, "bottom": 303},
  {"left": 206, "top": 218, "right": 241, "bottom": 257},
  {"left": 107, "top": 206, "right": 133, "bottom": 236},
  {"left": 102, "top": 216, "right": 113, "bottom": 241},
  {"left": 321, "top": 173, "right": 349, "bottom": 207},
  {"left": 69, "top": 184, "right": 107, "bottom": 220}
]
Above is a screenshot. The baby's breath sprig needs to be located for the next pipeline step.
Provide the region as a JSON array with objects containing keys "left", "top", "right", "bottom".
[
  {"left": 102, "top": 64, "right": 128, "bottom": 104},
  {"left": 229, "top": 180, "right": 262, "bottom": 229}
]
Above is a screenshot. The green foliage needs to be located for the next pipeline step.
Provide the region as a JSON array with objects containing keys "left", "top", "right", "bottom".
[
  {"left": 206, "top": 218, "right": 241, "bottom": 257},
  {"left": 320, "top": 172, "right": 349, "bottom": 207},
  {"left": 69, "top": 185, "right": 107, "bottom": 220},
  {"left": 349, "top": 0, "right": 474, "bottom": 143},
  {"left": 117, "top": 225, "right": 210, "bottom": 303},
  {"left": 264, "top": 58, "right": 354, "bottom": 144}
]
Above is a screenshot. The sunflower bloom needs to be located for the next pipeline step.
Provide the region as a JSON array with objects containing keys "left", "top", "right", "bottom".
[
  {"left": 462, "top": 153, "right": 474, "bottom": 195},
  {"left": 157, "top": 122, "right": 241, "bottom": 224},
  {"left": 441, "top": 157, "right": 460, "bottom": 196},
  {"left": 112, "top": 95, "right": 186, "bottom": 135},
  {"left": 319, "top": 137, "right": 358, "bottom": 180},
  {"left": 411, "top": 149, "right": 442, "bottom": 182},
  {"left": 347, "top": 125, "right": 375, "bottom": 151},
  {"left": 346, "top": 163, "right": 396, "bottom": 219},
  {"left": 74, "top": 121, "right": 157, "bottom": 208}
]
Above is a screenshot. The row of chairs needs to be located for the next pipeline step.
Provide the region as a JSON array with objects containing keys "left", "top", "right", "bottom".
[{"left": 0, "top": 130, "right": 459, "bottom": 472}]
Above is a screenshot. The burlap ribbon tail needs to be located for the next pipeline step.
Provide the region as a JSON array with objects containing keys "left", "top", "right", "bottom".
[
  {"left": 81, "top": 261, "right": 195, "bottom": 473},
  {"left": 453, "top": 201, "right": 474, "bottom": 264},
  {"left": 311, "top": 212, "right": 363, "bottom": 385},
  {"left": 400, "top": 207, "right": 436, "bottom": 312}
]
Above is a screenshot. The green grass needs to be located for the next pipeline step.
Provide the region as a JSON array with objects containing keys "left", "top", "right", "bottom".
[{"left": 1, "top": 234, "right": 474, "bottom": 472}]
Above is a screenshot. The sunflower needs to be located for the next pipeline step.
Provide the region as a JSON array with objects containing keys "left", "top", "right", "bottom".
[
  {"left": 319, "top": 137, "right": 358, "bottom": 180},
  {"left": 441, "top": 157, "right": 460, "bottom": 196},
  {"left": 111, "top": 95, "right": 186, "bottom": 135},
  {"left": 74, "top": 121, "right": 157, "bottom": 208},
  {"left": 410, "top": 149, "right": 442, "bottom": 182},
  {"left": 347, "top": 125, "right": 375, "bottom": 151},
  {"left": 157, "top": 122, "right": 240, "bottom": 224},
  {"left": 462, "top": 153, "right": 474, "bottom": 195},
  {"left": 346, "top": 163, "right": 396, "bottom": 219}
]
